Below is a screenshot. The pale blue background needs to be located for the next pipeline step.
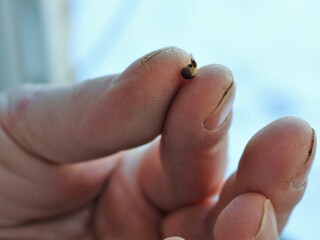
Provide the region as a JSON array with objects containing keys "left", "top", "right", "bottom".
[{"left": 70, "top": 1, "right": 320, "bottom": 239}]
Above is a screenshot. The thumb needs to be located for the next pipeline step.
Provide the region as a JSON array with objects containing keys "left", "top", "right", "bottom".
[{"left": 0, "top": 47, "right": 190, "bottom": 163}]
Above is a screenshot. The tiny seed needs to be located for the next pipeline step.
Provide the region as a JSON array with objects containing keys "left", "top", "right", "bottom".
[
  {"left": 181, "top": 54, "right": 198, "bottom": 80},
  {"left": 181, "top": 66, "right": 193, "bottom": 79}
]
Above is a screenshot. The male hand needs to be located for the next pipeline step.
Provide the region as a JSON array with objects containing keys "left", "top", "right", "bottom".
[{"left": 0, "top": 47, "right": 316, "bottom": 239}]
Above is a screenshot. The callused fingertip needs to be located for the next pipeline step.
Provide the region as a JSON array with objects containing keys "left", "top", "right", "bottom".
[{"left": 181, "top": 54, "right": 198, "bottom": 80}]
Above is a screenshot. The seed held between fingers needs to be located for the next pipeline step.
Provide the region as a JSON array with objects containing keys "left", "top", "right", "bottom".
[{"left": 181, "top": 54, "right": 197, "bottom": 80}]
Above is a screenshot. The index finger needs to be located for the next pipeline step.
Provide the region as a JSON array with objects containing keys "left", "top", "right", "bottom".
[{"left": 0, "top": 47, "right": 190, "bottom": 163}]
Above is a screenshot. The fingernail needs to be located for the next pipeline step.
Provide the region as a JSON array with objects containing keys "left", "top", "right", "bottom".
[
  {"left": 117, "top": 47, "right": 176, "bottom": 84},
  {"left": 202, "top": 81, "right": 235, "bottom": 130},
  {"left": 292, "top": 128, "right": 316, "bottom": 189},
  {"left": 140, "top": 47, "right": 174, "bottom": 66},
  {"left": 255, "top": 199, "right": 279, "bottom": 240}
]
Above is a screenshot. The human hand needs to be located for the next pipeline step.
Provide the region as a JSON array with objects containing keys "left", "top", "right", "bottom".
[{"left": 0, "top": 47, "right": 316, "bottom": 239}]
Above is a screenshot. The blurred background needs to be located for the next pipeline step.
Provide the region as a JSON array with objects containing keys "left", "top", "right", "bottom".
[{"left": 0, "top": 0, "right": 319, "bottom": 239}]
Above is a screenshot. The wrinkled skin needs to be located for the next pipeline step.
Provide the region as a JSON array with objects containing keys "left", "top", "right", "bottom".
[{"left": 0, "top": 47, "right": 316, "bottom": 240}]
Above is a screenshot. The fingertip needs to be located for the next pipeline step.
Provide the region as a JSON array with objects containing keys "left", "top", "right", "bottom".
[
  {"left": 220, "top": 116, "right": 316, "bottom": 233},
  {"left": 119, "top": 46, "right": 190, "bottom": 86},
  {"left": 162, "top": 63, "right": 236, "bottom": 150},
  {"left": 199, "top": 64, "right": 234, "bottom": 83},
  {"left": 252, "top": 116, "right": 313, "bottom": 144},
  {"left": 214, "top": 193, "right": 279, "bottom": 240},
  {"left": 239, "top": 116, "right": 316, "bottom": 191}
]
